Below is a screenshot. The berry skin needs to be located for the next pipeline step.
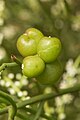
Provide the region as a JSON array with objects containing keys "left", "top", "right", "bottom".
[
  {"left": 37, "top": 37, "right": 62, "bottom": 63},
  {"left": 22, "top": 55, "right": 45, "bottom": 78},
  {"left": 17, "top": 34, "right": 37, "bottom": 57},
  {"left": 36, "top": 60, "right": 63, "bottom": 85},
  {"left": 25, "top": 28, "right": 44, "bottom": 44},
  {"left": 17, "top": 28, "right": 44, "bottom": 57}
]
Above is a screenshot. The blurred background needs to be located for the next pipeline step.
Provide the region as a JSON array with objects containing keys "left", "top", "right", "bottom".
[{"left": 0, "top": 0, "right": 80, "bottom": 120}]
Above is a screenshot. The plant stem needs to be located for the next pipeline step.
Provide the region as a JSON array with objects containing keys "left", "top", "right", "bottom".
[
  {"left": 0, "top": 107, "right": 8, "bottom": 115},
  {"left": 33, "top": 101, "right": 44, "bottom": 120},
  {"left": 11, "top": 54, "right": 22, "bottom": 66},
  {"left": 16, "top": 112, "right": 31, "bottom": 120},
  {"left": 74, "top": 55, "right": 80, "bottom": 68},
  {"left": 0, "top": 84, "right": 80, "bottom": 116},
  {"left": 23, "top": 107, "right": 53, "bottom": 120},
  {"left": 0, "top": 62, "right": 17, "bottom": 72},
  {"left": 0, "top": 107, "right": 53, "bottom": 120},
  {"left": 0, "top": 91, "right": 17, "bottom": 120},
  {"left": 17, "top": 84, "right": 80, "bottom": 108},
  {"left": 0, "top": 97, "right": 10, "bottom": 105}
]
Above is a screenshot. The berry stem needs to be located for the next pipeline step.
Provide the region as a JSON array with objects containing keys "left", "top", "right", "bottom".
[
  {"left": 11, "top": 54, "right": 22, "bottom": 66},
  {"left": 0, "top": 62, "right": 17, "bottom": 72}
]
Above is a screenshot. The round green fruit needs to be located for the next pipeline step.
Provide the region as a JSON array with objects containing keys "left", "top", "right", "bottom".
[
  {"left": 36, "top": 60, "right": 63, "bottom": 85},
  {"left": 25, "top": 28, "right": 44, "bottom": 44},
  {"left": 22, "top": 55, "right": 45, "bottom": 78},
  {"left": 17, "top": 34, "right": 37, "bottom": 57},
  {"left": 17, "top": 28, "right": 44, "bottom": 57},
  {"left": 37, "top": 37, "right": 62, "bottom": 63}
]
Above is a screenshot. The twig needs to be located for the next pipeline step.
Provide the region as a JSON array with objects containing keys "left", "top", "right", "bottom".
[
  {"left": 11, "top": 54, "right": 22, "bottom": 66},
  {"left": 16, "top": 112, "right": 31, "bottom": 120},
  {"left": 0, "top": 91, "right": 17, "bottom": 120},
  {"left": 74, "top": 55, "right": 80, "bottom": 68},
  {"left": 0, "top": 84, "right": 80, "bottom": 118},
  {"left": 0, "top": 62, "right": 18, "bottom": 72},
  {"left": 33, "top": 101, "right": 44, "bottom": 120},
  {"left": 23, "top": 107, "right": 53, "bottom": 120},
  {"left": 17, "top": 84, "right": 80, "bottom": 108}
]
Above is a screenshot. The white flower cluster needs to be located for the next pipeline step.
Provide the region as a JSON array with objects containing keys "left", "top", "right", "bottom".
[
  {"left": 60, "top": 58, "right": 79, "bottom": 89},
  {"left": 56, "top": 56, "right": 80, "bottom": 120},
  {"left": 71, "top": 12, "right": 80, "bottom": 31},
  {"left": 43, "top": 87, "right": 73, "bottom": 120},
  {"left": 51, "top": 0, "right": 67, "bottom": 17},
  {"left": 0, "top": 73, "right": 29, "bottom": 100},
  {"left": 43, "top": 56, "right": 80, "bottom": 120},
  {"left": 55, "top": 94, "right": 73, "bottom": 120}
]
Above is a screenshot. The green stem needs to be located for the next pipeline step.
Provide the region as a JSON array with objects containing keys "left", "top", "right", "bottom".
[
  {"left": 0, "top": 107, "right": 52, "bottom": 120},
  {"left": 8, "top": 107, "right": 14, "bottom": 120},
  {"left": 0, "top": 91, "right": 17, "bottom": 120},
  {"left": 53, "top": 85, "right": 59, "bottom": 93},
  {"left": 11, "top": 54, "right": 22, "bottom": 66},
  {"left": 0, "top": 107, "right": 8, "bottom": 115},
  {"left": 74, "top": 55, "right": 80, "bottom": 68},
  {"left": 23, "top": 107, "right": 53, "bottom": 120},
  {"left": 0, "top": 62, "right": 17, "bottom": 72},
  {"left": 16, "top": 112, "right": 31, "bottom": 120},
  {"left": 0, "top": 97, "right": 10, "bottom": 105},
  {"left": 0, "top": 84, "right": 80, "bottom": 116},
  {"left": 33, "top": 101, "right": 44, "bottom": 120},
  {"left": 17, "top": 84, "right": 80, "bottom": 108}
]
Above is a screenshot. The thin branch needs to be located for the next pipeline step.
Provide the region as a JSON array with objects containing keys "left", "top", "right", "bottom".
[
  {"left": 23, "top": 107, "right": 53, "bottom": 120},
  {"left": 17, "top": 84, "right": 80, "bottom": 108},
  {"left": 74, "top": 55, "right": 80, "bottom": 68},
  {"left": 16, "top": 112, "right": 31, "bottom": 120},
  {"left": 33, "top": 101, "right": 44, "bottom": 120},
  {"left": 0, "top": 62, "right": 18, "bottom": 72},
  {"left": 0, "top": 107, "right": 8, "bottom": 115},
  {"left": 0, "top": 97, "right": 10, "bottom": 105},
  {"left": 0, "top": 91, "right": 17, "bottom": 120},
  {"left": 11, "top": 54, "right": 22, "bottom": 66},
  {"left": 0, "top": 84, "right": 80, "bottom": 117}
]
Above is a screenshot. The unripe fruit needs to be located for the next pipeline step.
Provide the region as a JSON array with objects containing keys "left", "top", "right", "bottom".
[
  {"left": 17, "top": 28, "right": 44, "bottom": 57},
  {"left": 36, "top": 60, "right": 63, "bottom": 85},
  {"left": 17, "top": 34, "right": 37, "bottom": 57},
  {"left": 22, "top": 55, "right": 45, "bottom": 78},
  {"left": 37, "top": 37, "right": 62, "bottom": 63},
  {"left": 25, "top": 28, "right": 44, "bottom": 44}
]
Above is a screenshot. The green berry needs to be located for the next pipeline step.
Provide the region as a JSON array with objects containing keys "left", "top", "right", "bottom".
[
  {"left": 37, "top": 37, "right": 62, "bottom": 63},
  {"left": 36, "top": 60, "right": 63, "bottom": 85},
  {"left": 17, "top": 28, "right": 44, "bottom": 57},
  {"left": 22, "top": 55, "right": 45, "bottom": 78}
]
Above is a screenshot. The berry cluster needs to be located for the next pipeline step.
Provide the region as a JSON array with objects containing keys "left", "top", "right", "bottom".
[{"left": 17, "top": 28, "right": 63, "bottom": 85}]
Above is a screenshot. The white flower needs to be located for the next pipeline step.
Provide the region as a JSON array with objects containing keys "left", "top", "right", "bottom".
[
  {"left": 0, "top": 79, "right": 5, "bottom": 86},
  {"left": 8, "top": 88, "right": 15, "bottom": 95},
  {"left": 58, "top": 113, "right": 66, "bottom": 120},
  {"left": 16, "top": 73, "right": 22, "bottom": 80},
  {"left": 5, "top": 81, "right": 11, "bottom": 87},
  {"left": 14, "top": 81, "right": 20, "bottom": 87},
  {"left": 17, "top": 91, "right": 23, "bottom": 97},
  {"left": 22, "top": 91, "right": 28, "bottom": 96},
  {"left": 62, "top": 94, "right": 73, "bottom": 104},
  {"left": 8, "top": 73, "right": 14, "bottom": 79}
]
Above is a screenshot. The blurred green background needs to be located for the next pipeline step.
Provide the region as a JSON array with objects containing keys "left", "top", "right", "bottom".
[
  {"left": 0, "top": 0, "right": 80, "bottom": 120},
  {"left": 0, "top": 0, "right": 80, "bottom": 63}
]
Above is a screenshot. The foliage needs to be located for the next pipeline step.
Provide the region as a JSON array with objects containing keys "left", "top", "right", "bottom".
[{"left": 0, "top": 0, "right": 80, "bottom": 120}]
